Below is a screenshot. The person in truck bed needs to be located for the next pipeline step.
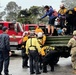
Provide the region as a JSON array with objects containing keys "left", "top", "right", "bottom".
[{"left": 39, "top": 5, "right": 57, "bottom": 36}]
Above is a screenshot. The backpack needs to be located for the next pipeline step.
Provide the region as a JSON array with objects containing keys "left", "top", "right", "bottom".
[{"left": 52, "top": 10, "right": 58, "bottom": 17}]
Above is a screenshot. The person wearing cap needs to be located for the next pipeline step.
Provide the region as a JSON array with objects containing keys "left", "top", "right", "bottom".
[
  {"left": 67, "top": 30, "right": 76, "bottom": 74},
  {"left": 21, "top": 31, "right": 29, "bottom": 68},
  {"left": 0, "top": 26, "right": 12, "bottom": 75},
  {"left": 26, "top": 32, "right": 41, "bottom": 74},
  {"left": 37, "top": 32, "right": 46, "bottom": 46},
  {"left": 37, "top": 32, "right": 46, "bottom": 70},
  {"left": 58, "top": 4, "right": 67, "bottom": 28}
]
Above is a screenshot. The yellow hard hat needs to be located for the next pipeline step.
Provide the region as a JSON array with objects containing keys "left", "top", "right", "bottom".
[{"left": 37, "top": 32, "right": 43, "bottom": 38}]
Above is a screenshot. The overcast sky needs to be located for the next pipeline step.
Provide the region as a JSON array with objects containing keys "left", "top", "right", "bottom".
[{"left": 0, "top": 0, "right": 62, "bottom": 11}]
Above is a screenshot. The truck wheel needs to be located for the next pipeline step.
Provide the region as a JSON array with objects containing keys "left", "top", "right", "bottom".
[{"left": 54, "top": 57, "right": 59, "bottom": 65}]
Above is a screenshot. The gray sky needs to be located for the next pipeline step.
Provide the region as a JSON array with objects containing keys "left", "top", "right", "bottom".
[{"left": 0, "top": 0, "right": 62, "bottom": 11}]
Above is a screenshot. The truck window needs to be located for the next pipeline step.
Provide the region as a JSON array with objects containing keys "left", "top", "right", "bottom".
[
  {"left": 29, "top": 26, "right": 35, "bottom": 30},
  {"left": 0, "top": 23, "right": 3, "bottom": 30},
  {"left": 9, "top": 23, "right": 15, "bottom": 30}
]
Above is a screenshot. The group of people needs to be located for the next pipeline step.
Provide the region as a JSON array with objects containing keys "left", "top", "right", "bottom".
[
  {"left": 1, "top": 4, "right": 76, "bottom": 75},
  {"left": 39, "top": 4, "right": 67, "bottom": 36},
  {"left": 21, "top": 25, "right": 76, "bottom": 74},
  {"left": 39, "top": 4, "right": 76, "bottom": 36},
  {"left": 20, "top": 4, "right": 76, "bottom": 74},
  {"left": 0, "top": 26, "right": 76, "bottom": 75},
  {"left": 21, "top": 26, "right": 61, "bottom": 74}
]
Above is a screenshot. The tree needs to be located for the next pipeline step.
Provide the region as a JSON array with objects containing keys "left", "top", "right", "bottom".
[
  {"left": 0, "top": 11, "right": 6, "bottom": 20},
  {"left": 62, "top": 0, "right": 76, "bottom": 9},
  {"left": 5, "top": 1, "right": 21, "bottom": 21},
  {"left": 17, "top": 6, "right": 48, "bottom": 24},
  {"left": 17, "top": 9, "right": 31, "bottom": 23}
]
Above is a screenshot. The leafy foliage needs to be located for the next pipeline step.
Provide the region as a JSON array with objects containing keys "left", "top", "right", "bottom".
[
  {"left": 5, "top": 1, "right": 21, "bottom": 21},
  {"left": 1, "top": 1, "right": 50, "bottom": 24},
  {"left": 18, "top": 6, "right": 48, "bottom": 24},
  {"left": 62, "top": 0, "right": 76, "bottom": 9}
]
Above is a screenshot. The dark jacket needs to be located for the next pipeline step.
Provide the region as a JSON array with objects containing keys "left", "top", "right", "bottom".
[{"left": 0, "top": 33, "right": 10, "bottom": 51}]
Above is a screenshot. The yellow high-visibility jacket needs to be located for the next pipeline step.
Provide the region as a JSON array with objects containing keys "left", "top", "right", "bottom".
[
  {"left": 26, "top": 38, "right": 41, "bottom": 54},
  {"left": 40, "top": 46, "right": 55, "bottom": 56},
  {"left": 38, "top": 35, "right": 46, "bottom": 46},
  {"left": 58, "top": 8, "right": 67, "bottom": 15},
  {"left": 21, "top": 36, "right": 28, "bottom": 48}
]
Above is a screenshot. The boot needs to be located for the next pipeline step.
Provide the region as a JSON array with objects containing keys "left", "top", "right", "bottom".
[{"left": 43, "top": 65, "right": 47, "bottom": 73}]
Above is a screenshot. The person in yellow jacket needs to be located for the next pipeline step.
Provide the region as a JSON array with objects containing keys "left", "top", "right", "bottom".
[
  {"left": 40, "top": 46, "right": 56, "bottom": 72},
  {"left": 21, "top": 31, "right": 29, "bottom": 68},
  {"left": 58, "top": 4, "right": 67, "bottom": 28},
  {"left": 26, "top": 32, "right": 41, "bottom": 74},
  {"left": 37, "top": 32, "right": 46, "bottom": 70},
  {"left": 58, "top": 4, "right": 67, "bottom": 16},
  {"left": 37, "top": 32, "right": 46, "bottom": 46}
]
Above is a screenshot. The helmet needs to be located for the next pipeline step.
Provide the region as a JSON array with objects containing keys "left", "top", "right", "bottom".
[
  {"left": 73, "top": 30, "right": 76, "bottom": 36},
  {"left": 37, "top": 32, "right": 43, "bottom": 38}
]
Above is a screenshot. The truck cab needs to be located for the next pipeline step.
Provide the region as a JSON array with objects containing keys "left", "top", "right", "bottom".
[{"left": 0, "top": 21, "right": 24, "bottom": 50}]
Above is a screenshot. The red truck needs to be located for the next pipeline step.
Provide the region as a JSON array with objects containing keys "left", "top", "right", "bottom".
[{"left": 0, "top": 21, "right": 24, "bottom": 50}]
